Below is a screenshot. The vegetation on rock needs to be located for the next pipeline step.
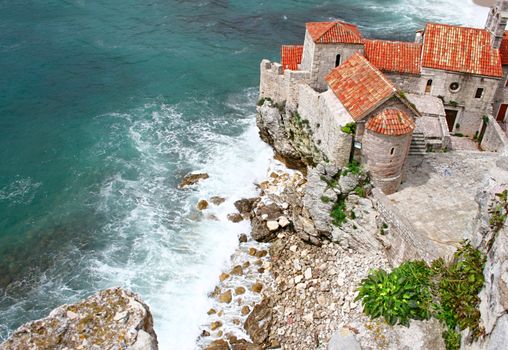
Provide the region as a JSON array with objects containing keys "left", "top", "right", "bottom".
[
  {"left": 340, "top": 122, "right": 356, "bottom": 135},
  {"left": 356, "top": 242, "right": 486, "bottom": 350}
]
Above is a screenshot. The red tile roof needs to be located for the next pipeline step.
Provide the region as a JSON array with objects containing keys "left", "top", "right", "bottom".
[
  {"left": 366, "top": 109, "right": 415, "bottom": 136},
  {"left": 500, "top": 32, "right": 508, "bottom": 65},
  {"left": 364, "top": 39, "right": 422, "bottom": 75},
  {"left": 306, "top": 21, "right": 363, "bottom": 44},
  {"left": 281, "top": 45, "right": 304, "bottom": 71},
  {"left": 325, "top": 53, "right": 396, "bottom": 121},
  {"left": 422, "top": 23, "right": 502, "bottom": 77}
]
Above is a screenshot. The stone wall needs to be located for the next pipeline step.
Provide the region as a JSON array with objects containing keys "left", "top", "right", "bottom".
[
  {"left": 421, "top": 68, "right": 500, "bottom": 136},
  {"left": 480, "top": 114, "right": 508, "bottom": 152},
  {"left": 384, "top": 72, "right": 424, "bottom": 94},
  {"left": 371, "top": 188, "right": 440, "bottom": 265},
  {"left": 259, "top": 59, "right": 310, "bottom": 108},
  {"left": 297, "top": 85, "right": 354, "bottom": 167},
  {"left": 493, "top": 66, "right": 508, "bottom": 122}
]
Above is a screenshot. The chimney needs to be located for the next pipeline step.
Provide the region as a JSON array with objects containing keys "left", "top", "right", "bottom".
[{"left": 485, "top": 0, "right": 508, "bottom": 48}]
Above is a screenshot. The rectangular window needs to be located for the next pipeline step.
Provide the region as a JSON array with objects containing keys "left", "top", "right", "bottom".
[{"left": 475, "top": 88, "right": 484, "bottom": 99}]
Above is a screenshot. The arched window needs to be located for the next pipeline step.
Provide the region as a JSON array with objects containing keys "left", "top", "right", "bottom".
[
  {"left": 335, "top": 54, "right": 341, "bottom": 67},
  {"left": 425, "top": 79, "right": 432, "bottom": 94}
]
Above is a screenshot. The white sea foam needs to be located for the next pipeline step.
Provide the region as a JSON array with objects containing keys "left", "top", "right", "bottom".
[{"left": 88, "top": 89, "right": 273, "bottom": 349}]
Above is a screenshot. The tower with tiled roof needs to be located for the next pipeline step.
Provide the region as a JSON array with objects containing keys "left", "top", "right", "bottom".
[
  {"left": 300, "top": 21, "right": 365, "bottom": 91},
  {"left": 485, "top": 0, "right": 508, "bottom": 48}
]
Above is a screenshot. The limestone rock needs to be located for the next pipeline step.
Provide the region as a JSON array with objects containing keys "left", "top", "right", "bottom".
[
  {"left": 210, "top": 321, "right": 223, "bottom": 331},
  {"left": 178, "top": 172, "right": 209, "bottom": 189},
  {"left": 219, "top": 290, "right": 233, "bottom": 304},
  {"left": 244, "top": 298, "right": 273, "bottom": 346},
  {"left": 239, "top": 234, "right": 248, "bottom": 243},
  {"left": 210, "top": 196, "right": 226, "bottom": 205},
  {"left": 235, "top": 287, "right": 246, "bottom": 295},
  {"left": 197, "top": 200, "right": 209, "bottom": 210},
  {"left": 0, "top": 288, "right": 158, "bottom": 350},
  {"left": 227, "top": 213, "right": 244, "bottom": 223},
  {"left": 266, "top": 220, "right": 279, "bottom": 232},
  {"left": 278, "top": 216, "right": 290, "bottom": 228},
  {"left": 251, "top": 282, "right": 263, "bottom": 293},
  {"left": 328, "top": 328, "right": 361, "bottom": 350},
  {"left": 339, "top": 173, "right": 359, "bottom": 194},
  {"left": 251, "top": 216, "right": 276, "bottom": 242},
  {"left": 234, "top": 198, "right": 258, "bottom": 215},
  {"left": 206, "top": 339, "right": 229, "bottom": 350}
]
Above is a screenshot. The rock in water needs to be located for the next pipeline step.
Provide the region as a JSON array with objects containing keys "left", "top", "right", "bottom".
[
  {"left": 197, "top": 199, "right": 209, "bottom": 210},
  {"left": 234, "top": 198, "right": 258, "bottom": 214},
  {"left": 178, "top": 172, "right": 209, "bottom": 189},
  {"left": 0, "top": 288, "right": 158, "bottom": 350},
  {"left": 244, "top": 298, "right": 273, "bottom": 346}
]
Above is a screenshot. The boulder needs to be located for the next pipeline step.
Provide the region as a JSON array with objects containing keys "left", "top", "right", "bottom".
[
  {"left": 227, "top": 213, "right": 244, "bottom": 223},
  {"left": 244, "top": 298, "right": 273, "bottom": 346},
  {"left": 178, "top": 172, "right": 209, "bottom": 189},
  {"left": 256, "top": 203, "right": 283, "bottom": 221},
  {"left": 339, "top": 173, "right": 359, "bottom": 194},
  {"left": 210, "top": 196, "right": 226, "bottom": 206},
  {"left": 219, "top": 290, "right": 233, "bottom": 304},
  {"left": 238, "top": 234, "right": 248, "bottom": 243},
  {"left": 0, "top": 288, "right": 158, "bottom": 350},
  {"left": 328, "top": 328, "right": 361, "bottom": 350},
  {"left": 251, "top": 216, "right": 276, "bottom": 242},
  {"left": 197, "top": 200, "right": 209, "bottom": 210},
  {"left": 205, "top": 339, "right": 229, "bottom": 350},
  {"left": 234, "top": 198, "right": 258, "bottom": 215}
]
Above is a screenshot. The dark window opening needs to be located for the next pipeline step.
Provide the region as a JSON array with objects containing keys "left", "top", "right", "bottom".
[
  {"left": 335, "top": 54, "right": 341, "bottom": 67},
  {"left": 425, "top": 79, "right": 432, "bottom": 94},
  {"left": 475, "top": 88, "right": 484, "bottom": 99},
  {"left": 449, "top": 82, "right": 460, "bottom": 92},
  {"left": 390, "top": 147, "right": 395, "bottom": 155}
]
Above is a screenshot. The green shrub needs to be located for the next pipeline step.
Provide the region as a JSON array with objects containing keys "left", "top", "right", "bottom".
[
  {"left": 442, "top": 329, "right": 461, "bottom": 350},
  {"left": 354, "top": 186, "right": 366, "bottom": 198},
  {"left": 330, "top": 197, "right": 347, "bottom": 227},
  {"left": 455, "top": 123, "right": 460, "bottom": 129},
  {"left": 257, "top": 97, "right": 273, "bottom": 106},
  {"left": 321, "top": 196, "right": 332, "bottom": 204},
  {"left": 341, "top": 122, "right": 356, "bottom": 135},
  {"left": 355, "top": 261, "right": 432, "bottom": 326},
  {"left": 342, "top": 160, "right": 362, "bottom": 176},
  {"left": 357, "top": 243, "right": 486, "bottom": 349},
  {"left": 489, "top": 190, "right": 508, "bottom": 232}
]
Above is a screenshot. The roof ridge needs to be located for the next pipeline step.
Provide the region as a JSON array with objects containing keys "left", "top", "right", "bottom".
[
  {"left": 364, "top": 38, "right": 421, "bottom": 46},
  {"left": 316, "top": 22, "right": 343, "bottom": 41},
  {"left": 357, "top": 54, "right": 397, "bottom": 92}
]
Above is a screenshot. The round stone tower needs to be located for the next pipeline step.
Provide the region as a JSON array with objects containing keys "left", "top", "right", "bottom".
[{"left": 361, "top": 109, "right": 416, "bottom": 195}]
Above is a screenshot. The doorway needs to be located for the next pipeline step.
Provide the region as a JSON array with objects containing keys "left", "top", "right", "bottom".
[
  {"left": 497, "top": 104, "right": 508, "bottom": 122},
  {"left": 445, "top": 109, "right": 458, "bottom": 132}
]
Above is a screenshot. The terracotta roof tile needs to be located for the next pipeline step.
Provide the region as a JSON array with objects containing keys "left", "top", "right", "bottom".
[
  {"left": 364, "top": 39, "right": 422, "bottom": 75},
  {"left": 306, "top": 21, "right": 363, "bottom": 44},
  {"left": 281, "top": 45, "right": 304, "bottom": 71},
  {"left": 365, "top": 109, "right": 416, "bottom": 136},
  {"left": 325, "top": 53, "right": 396, "bottom": 121},
  {"left": 500, "top": 32, "right": 508, "bottom": 65},
  {"left": 422, "top": 23, "right": 502, "bottom": 77}
]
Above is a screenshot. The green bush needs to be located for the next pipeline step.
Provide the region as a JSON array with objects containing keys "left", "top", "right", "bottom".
[
  {"left": 341, "top": 122, "right": 356, "bottom": 135},
  {"left": 257, "top": 97, "right": 273, "bottom": 106},
  {"left": 320, "top": 196, "right": 332, "bottom": 204},
  {"left": 330, "top": 197, "right": 347, "bottom": 227},
  {"left": 342, "top": 160, "right": 362, "bottom": 176},
  {"left": 355, "top": 261, "right": 432, "bottom": 326},
  {"left": 489, "top": 190, "right": 508, "bottom": 232},
  {"left": 356, "top": 243, "right": 486, "bottom": 350},
  {"left": 354, "top": 186, "right": 366, "bottom": 198}
]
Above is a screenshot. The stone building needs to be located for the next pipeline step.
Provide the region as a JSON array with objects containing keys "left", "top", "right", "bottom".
[{"left": 259, "top": 0, "right": 508, "bottom": 193}]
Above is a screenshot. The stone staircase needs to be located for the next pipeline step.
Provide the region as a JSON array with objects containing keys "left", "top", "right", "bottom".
[{"left": 409, "top": 132, "right": 427, "bottom": 156}]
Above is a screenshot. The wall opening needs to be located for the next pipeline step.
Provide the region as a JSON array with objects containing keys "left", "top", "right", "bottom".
[
  {"left": 390, "top": 147, "right": 395, "bottom": 155},
  {"left": 425, "top": 79, "right": 432, "bottom": 94},
  {"left": 335, "top": 54, "right": 341, "bottom": 67},
  {"left": 475, "top": 88, "right": 484, "bottom": 99}
]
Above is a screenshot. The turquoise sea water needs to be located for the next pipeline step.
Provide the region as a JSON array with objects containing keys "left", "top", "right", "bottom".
[{"left": 0, "top": 0, "right": 488, "bottom": 348}]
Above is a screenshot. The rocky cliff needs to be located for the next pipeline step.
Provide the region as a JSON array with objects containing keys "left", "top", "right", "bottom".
[{"left": 0, "top": 288, "right": 158, "bottom": 350}]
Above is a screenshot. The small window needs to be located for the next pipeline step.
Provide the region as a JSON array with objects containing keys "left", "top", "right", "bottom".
[
  {"left": 425, "top": 79, "right": 433, "bottom": 94},
  {"left": 475, "top": 88, "right": 484, "bottom": 99},
  {"left": 390, "top": 147, "right": 395, "bottom": 155},
  {"left": 449, "top": 82, "right": 460, "bottom": 92},
  {"left": 335, "top": 54, "right": 341, "bottom": 67}
]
